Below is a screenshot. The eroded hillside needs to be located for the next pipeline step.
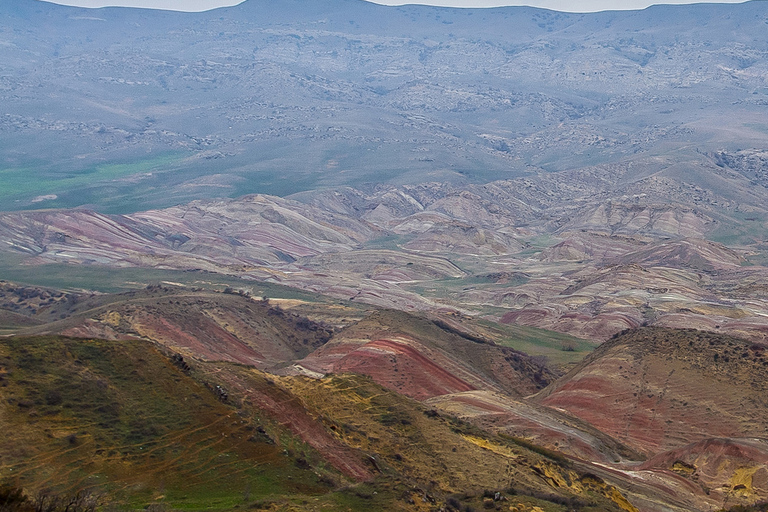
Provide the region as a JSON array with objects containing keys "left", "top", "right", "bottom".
[
  {"left": 0, "top": 334, "right": 636, "bottom": 512},
  {"left": 3, "top": 284, "right": 768, "bottom": 511},
  {"left": 3, "top": 157, "right": 768, "bottom": 346}
]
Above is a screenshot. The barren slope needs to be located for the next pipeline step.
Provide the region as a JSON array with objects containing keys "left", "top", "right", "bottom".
[
  {"left": 533, "top": 327, "right": 768, "bottom": 508},
  {"left": 16, "top": 286, "right": 334, "bottom": 369},
  {"left": 293, "top": 309, "right": 554, "bottom": 400},
  {"left": 537, "top": 328, "right": 768, "bottom": 455}
]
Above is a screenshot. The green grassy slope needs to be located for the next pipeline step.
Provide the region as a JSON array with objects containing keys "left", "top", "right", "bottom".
[{"left": 0, "top": 336, "right": 333, "bottom": 510}]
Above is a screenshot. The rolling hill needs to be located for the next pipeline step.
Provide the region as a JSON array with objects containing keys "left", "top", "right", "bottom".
[
  {"left": 3, "top": 0, "right": 768, "bottom": 510},
  {"left": 3, "top": 283, "right": 768, "bottom": 510},
  {"left": 0, "top": 333, "right": 637, "bottom": 512}
]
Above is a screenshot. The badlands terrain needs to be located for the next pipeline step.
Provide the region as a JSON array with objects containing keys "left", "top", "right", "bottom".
[
  {"left": 3, "top": 155, "right": 768, "bottom": 348},
  {"left": 2, "top": 0, "right": 768, "bottom": 511},
  {"left": 2, "top": 284, "right": 768, "bottom": 511}
]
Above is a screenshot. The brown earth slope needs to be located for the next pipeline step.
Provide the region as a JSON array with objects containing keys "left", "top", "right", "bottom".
[
  {"left": 537, "top": 328, "right": 768, "bottom": 454},
  {"left": 6, "top": 281, "right": 768, "bottom": 510},
  {"left": 0, "top": 335, "right": 636, "bottom": 512},
  {"left": 535, "top": 327, "right": 768, "bottom": 507},
  {"left": 15, "top": 286, "right": 334, "bottom": 369},
  {"left": 293, "top": 309, "right": 554, "bottom": 400}
]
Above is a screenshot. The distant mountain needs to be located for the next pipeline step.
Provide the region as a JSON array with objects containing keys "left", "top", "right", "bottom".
[{"left": 1, "top": 0, "right": 767, "bottom": 211}]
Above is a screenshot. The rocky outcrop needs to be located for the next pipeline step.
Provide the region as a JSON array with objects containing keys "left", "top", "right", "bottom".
[{"left": 640, "top": 438, "right": 768, "bottom": 508}]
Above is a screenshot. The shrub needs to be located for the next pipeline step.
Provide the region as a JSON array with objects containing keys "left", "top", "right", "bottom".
[
  {"left": 44, "top": 389, "right": 63, "bottom": 406},
  {"left": 0, "top": 485, "right": 33, "bottom": 512},
  {"left": 446, "top": 497, "right": 461, "bottom": 509}
]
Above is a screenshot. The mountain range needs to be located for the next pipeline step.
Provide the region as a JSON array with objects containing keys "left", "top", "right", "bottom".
[
  {"left": 3, "top": 0, "right": 768, "bottom": 511},
  {"left": 2, "top": 0, "right": 768, "bottom": 211}
]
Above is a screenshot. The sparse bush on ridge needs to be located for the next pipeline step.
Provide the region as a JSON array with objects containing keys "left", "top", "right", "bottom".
[
  {"left": 718, "top": 503, "right": 768, "bottom": 512},
  {"left": 0, "top": 487, "right": 98, "bottom": 512},
  {"left": 0, "top": 485, "right": 32, "bottom": 512}
]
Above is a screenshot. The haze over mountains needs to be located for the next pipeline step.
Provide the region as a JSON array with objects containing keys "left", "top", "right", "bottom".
[
  {"left": 2, "top": 0, "right": 768, "bottom": 210},
  {"left": 3, "top": 1, "right": 768, "bottom": 511}
]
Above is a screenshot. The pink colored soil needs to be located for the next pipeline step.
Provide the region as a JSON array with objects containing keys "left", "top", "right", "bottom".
[
  {"left": 299, "top": 337, "right": 476, "bottom": 400},
  {"left": 215, "top": 369, "right": 373, "bottom": 482}
]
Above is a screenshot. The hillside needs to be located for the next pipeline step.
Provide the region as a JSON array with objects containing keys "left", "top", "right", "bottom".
[
  {"left": 292, "top": 309, "right": 555, "bottom": 400},
  {"left": 3, "top": 176, "right": 768, "bottom": 345},
  {"left": 0, "top": 336, "right": 336, "bottom": 510},
  {"left": 3, "top": 283, "right": 768, "bottom": 510},
  {"left": 4, "top": 280, "right": 768, "bottom": 510},
  {"left": 535, "top": 327, "right": 768, "bottom": 508},
  {"left": 537, "top": 328, "right": 768, "bottom": 453},
  {"left": 2, "top": 285, "right": 333, "bottom": 369},
  {"left": 1, "top": 1, "right": 768, "bottom": 211},
  {"left": 0, "top": 335, "right": 635, "bottom": 512}
]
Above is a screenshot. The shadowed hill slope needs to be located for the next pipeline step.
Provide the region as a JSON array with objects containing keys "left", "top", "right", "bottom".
[{"left": 0, "top": 336, "right": 338, "bottom": 509}]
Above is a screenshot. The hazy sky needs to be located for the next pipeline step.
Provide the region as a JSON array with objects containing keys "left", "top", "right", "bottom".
[{"left": 40, "top": 0, "right": 751, "bottom": 13}]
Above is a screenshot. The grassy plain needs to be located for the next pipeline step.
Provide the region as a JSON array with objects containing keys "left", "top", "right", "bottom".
[
  {"left": 482, "top": 320, "right": 595, "bottom": 368},
  {"left": 0, "top": 153, "right": 186, "bottom": 211}
]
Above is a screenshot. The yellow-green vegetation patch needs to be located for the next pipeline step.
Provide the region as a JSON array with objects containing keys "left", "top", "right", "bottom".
[
  {"left": 279, "top": 373, "right": 631, "bottom": 512},
  {"left": 476, "top": 319, "right": 594, "bottom": 369}
]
